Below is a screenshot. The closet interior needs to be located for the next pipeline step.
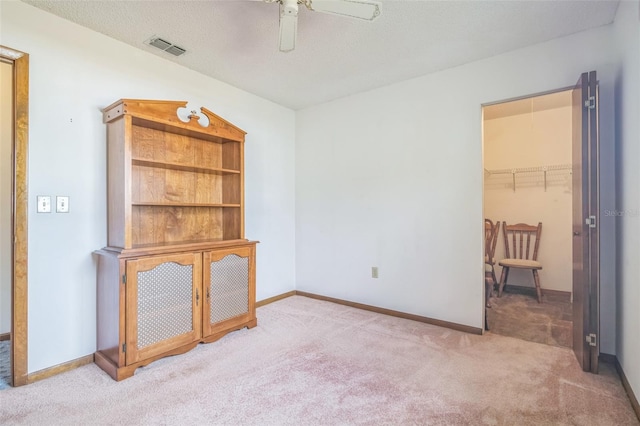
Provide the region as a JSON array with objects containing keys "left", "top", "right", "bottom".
[{"left": 483, "top": 90, "right": 573, "bottom": 348}]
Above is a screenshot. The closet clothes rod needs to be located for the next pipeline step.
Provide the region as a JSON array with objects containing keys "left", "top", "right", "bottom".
[{"left": 484, "top": 163, "right": 573, "bottom": 192}]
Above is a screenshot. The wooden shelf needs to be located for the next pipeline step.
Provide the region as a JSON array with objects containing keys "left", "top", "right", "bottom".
[
  {"left": 132, "top": 202, "right": 241, "bottom": 207},
  {"left": 96, "top": 99, "right": 256, "bottom": 381},
  {"left": 132, "top": 158, "right": 240, "bottom": 175}
]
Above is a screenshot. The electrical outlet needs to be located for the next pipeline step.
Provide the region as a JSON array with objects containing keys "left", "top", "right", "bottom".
[
  {"left": 37, "top": 196, "right": 51, "bottom": 213},
  {"left": 56, "top": 196, "right": 69, "bottom": 213},
  {"left": 371, "top": 267, "right": 379, "bottom": 279}
]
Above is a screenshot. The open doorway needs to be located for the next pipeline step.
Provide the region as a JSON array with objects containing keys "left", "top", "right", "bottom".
[{"left": 483, "top": 89, "right": 574, "bottom": 348}]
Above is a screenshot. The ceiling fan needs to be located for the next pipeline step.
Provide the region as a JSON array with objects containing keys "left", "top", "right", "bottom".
[{"left": 265, "top": 0, "right": 381, "bottom": 52}]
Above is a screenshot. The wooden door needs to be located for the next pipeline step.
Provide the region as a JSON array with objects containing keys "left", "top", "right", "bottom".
[
  {"left": 125, "top": 252, "right": 202, "bottom": 365},
  {"left": 572, "top": 71, "right": 600, "bottom": 373},
  {"left": 202, "top": 246, "right": 255, "bottom": 338}
]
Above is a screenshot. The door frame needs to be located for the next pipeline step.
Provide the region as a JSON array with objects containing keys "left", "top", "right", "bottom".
[
  {"left": 1, "top": 45, "right": 29, "bottom": 387},
  {"left": 480, "top": 84, "right": 575, "bottom": 334}
]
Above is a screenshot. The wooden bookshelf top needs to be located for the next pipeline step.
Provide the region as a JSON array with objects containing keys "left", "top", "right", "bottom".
[{"left": 102, "top": 99, "right": 246, "bottom": 143}]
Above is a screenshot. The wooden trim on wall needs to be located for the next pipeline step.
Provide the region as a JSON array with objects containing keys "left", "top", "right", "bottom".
[
  {"left": 1, "top": 45, "right": 29, "bottom": 388},
  {"left": 504, "top": 284, "right": 571, "bottom": 303},
  {"left": 256, "top": 290, "right": 296, "bottom": 307},
  {"left": 614, "top": 356, "right": 640, "bottom": 422},
  {"left": 0, "top": 332, "right": 10, "bottom": 341},
  {"left": 27, "top": 354, "right": 94, "bottom": 384},
  {"left": 295, "top": 291, "right": 483, "bottom": 335},
  {"left": 13, "top": 48, "right": 29, "bottom": 388},
  {"left": 599, "top": 352, "right": 616, "bottom": 365},
  {"left": 256, "top": 290, "right": 482, "bottom": 335}
]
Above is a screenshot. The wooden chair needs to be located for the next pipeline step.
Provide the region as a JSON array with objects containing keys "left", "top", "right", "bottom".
[
  {"left": 484, "top": 219, "right": 499, "bottom": 309},
  {"left": 498, "top": 222, "right": 543, "bottom": 303},
  {"left": 484, "top": 219, "right": 500, "bottom": 287},
  {"left": 485, "top": 267, "right": 493, "bottom": 331}
]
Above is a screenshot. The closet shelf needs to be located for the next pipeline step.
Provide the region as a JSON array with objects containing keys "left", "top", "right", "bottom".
[
  {"left": 484, "top": 163, "right": 572, "bottom": 192},
  {"left": 484, "top": 163, "right": 572, "bottom": 175}
]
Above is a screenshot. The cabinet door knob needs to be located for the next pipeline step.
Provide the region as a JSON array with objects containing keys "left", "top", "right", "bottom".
[{"left": 196, "top": 288, "right": 199, "bottom": 305}]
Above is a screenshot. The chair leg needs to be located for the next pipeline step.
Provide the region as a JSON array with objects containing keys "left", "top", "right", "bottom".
[
  {"left": 491, "top": 266, "right": 497, "bottom": 291},
  {"left": 498, "top": 267, "right": 509, "bottom": 297},
  {"left": 485, "top": 272, "right": 493, "bottom": 308},
  {"left": 532, "top": 270, "right": 543, "bottom": 303}
]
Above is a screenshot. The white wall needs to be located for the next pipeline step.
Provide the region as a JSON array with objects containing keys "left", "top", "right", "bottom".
[
  {"left": 613, "top": 0, "right": 640, "bottom": 407},
  {"left": 0, "top": 61, "right": 12, "bottom": 335},
  {"left": 1, "top": 1, "right": 296, "bottom": 373},
  {"left": 484, "top": 103, "right": 573, "bottom": 293},
  {"left": 296, "top": 22, "right": 618, "bottom": 352}
]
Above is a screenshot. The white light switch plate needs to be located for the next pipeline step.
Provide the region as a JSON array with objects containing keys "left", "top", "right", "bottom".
[
  {"left": 56, "top": 196, "right": 69, "bottom": 213},
  {"left": 37, "top": 196, "right": 51, "bottom": 213}
]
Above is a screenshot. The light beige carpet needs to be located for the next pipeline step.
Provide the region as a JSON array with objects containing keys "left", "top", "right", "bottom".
[{"left": 1, "top": 296, "right": 637, "bottom": 425}]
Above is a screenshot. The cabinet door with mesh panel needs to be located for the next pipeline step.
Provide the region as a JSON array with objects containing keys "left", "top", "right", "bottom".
[
  {"left": 125, "top": 253, "right": 202, "bottom": 365},
  {"left": 202, "top": 246, "right": 256, "bottom": 338}
]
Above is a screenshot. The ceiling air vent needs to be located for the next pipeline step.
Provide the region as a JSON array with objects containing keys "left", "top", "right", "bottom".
[
  {"left": 146, "top": 36, "right": 186, "bottom": 57},
  {"left": 165, "top": 45, "right": 186, "bottom": 57}
]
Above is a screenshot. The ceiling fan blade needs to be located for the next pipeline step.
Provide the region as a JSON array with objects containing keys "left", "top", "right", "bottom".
[
  {"left": 279, "top": 0, "right": 298, "bottom": 52},
  {"left": 308, "top": 0, "right": 381, "bottom": 21}
]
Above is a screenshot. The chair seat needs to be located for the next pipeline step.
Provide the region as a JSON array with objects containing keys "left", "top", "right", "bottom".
[{"left": 499, "top": 258, "right": 542, "bottom": 269}]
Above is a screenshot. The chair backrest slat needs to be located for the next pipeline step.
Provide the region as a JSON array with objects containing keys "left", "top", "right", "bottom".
[
  {"left": 501, "top": 222, "right": 542, "bottom": 261},
  {"left": 519, "top": 231, "right": 524, "bottom": 259}
]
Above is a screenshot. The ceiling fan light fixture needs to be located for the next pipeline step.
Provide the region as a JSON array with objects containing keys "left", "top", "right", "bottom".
[
  {"left": 309, "top": 0, "right": 381, "bottom": 21},
  {"left": 279, "top": 0, "right": 299, "bottom": 52},
  {"left": 282, "top": 0, "right": 299, "bottom": 17},
  {"left": 267, "top": 0, "right": 382, "bottom": 53}
]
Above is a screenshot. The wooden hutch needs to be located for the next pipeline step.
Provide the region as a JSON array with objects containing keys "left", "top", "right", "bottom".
[{"left": 94, "top": 99, "right": 257, "bottom": 381}]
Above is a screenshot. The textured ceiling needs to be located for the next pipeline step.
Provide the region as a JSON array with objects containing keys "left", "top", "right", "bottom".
[{"left": 22, "top": 0, "right": 619, "bottom": 110}]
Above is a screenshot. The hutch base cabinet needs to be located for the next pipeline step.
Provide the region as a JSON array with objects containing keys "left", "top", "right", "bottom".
[
  {"left": 95, "top": 242, "right": 256, "bottom": 381},
  {"left": 95, "top": 100, "right": 257, "bottom": 381}
]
